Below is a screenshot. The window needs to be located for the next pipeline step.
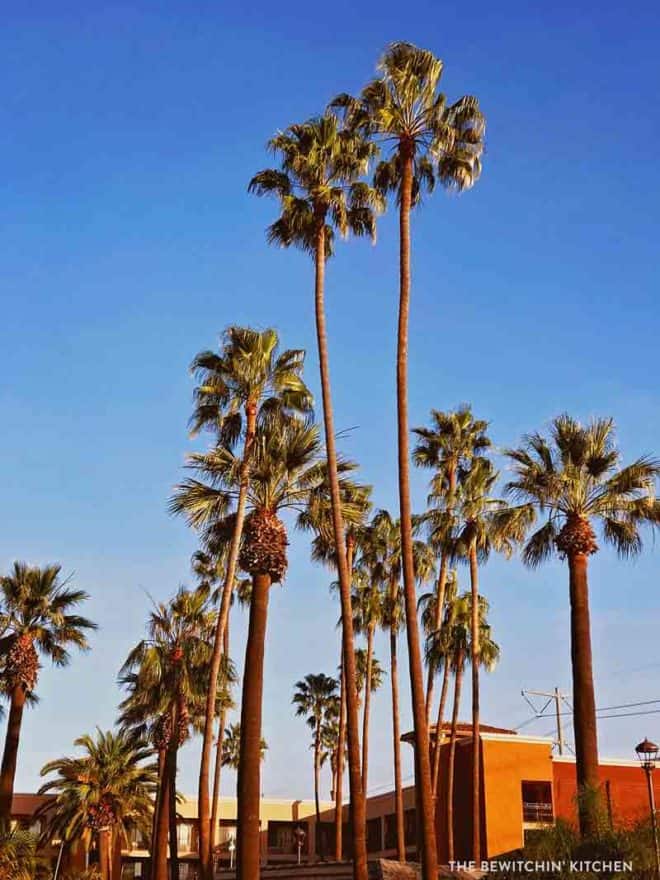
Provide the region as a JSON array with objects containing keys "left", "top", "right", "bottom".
[
  {"left": 383, "top": 813, "right": 398, "bottom": 851},
  {"left": 522, "top": 781, "right": 553, "bottom": 824},
  {"left": 268, "top": 821, "right": 298, "bottom": 855},
  {"left": 177, "top": 821, "right": 194, "bottom": 851},
  {"left": 404, "top": 808, "right": 417, "bottom": 847},
  {"left": 366, "top": 817, "right": 383, "bottom": 853}
]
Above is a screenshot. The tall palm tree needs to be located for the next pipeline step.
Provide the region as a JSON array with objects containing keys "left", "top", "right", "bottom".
[
  {"left": 178, "top": 325, "right": 312, "bottom": 880},
  {"left": 444, "top": 594, "right": 499, "bottom": 862},
  {"left": 450, "top": 457, "right": 520, "bottom": 861},
  {"left": 293, "top": 674, "right": 339, "bottom": 860},
  {"left": 359, "top": 509, "right": 434, "bottom": 861},
  {"left": 250, "top": 115, "right": 382, "bottom": 880},
  {"left": 119, "top": 587, "right": 214, "bottom": 880},
  {"left": 501, "top": 414, "right": 660, "bottom": 837},
  {"left": 0, "top": 563, "right": 96, "bottom": 826},
  {"left": 413, "top": 406, "right": 490, "bottom": 718},
  {"left": 299, "top": 462, "right": 372, "bottom": 862},
  {"left": 332, "top": 45, "right": 485, "bottom": 879},
  {"left": 38, "top": 729, "right": 157, "bottom": 880},
  {"left": 350, "top": 573, "right": 383, "bottom": 795},
  {"left": 174, "top": 415, "right": 324, "bottom": 880}
]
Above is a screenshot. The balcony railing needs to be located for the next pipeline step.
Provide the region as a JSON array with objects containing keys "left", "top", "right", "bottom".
[{"left": 523, "top": 802, "right": 553, "bottom": 823}]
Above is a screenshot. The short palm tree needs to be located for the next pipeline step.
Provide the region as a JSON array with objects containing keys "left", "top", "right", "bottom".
[
  {"left": 443, "top": 593, "right": 499, "bottom": 862},
  {"left": 174, "top": 414, "right": 323, "bottom": 880},
  {"left": 38, "top": 729, "right": 157, "bottom": 880},
  {"left": 299, "top": 462, "right": 372, "bottom": 861},
  {"left": 332, "top": 44, "right": 485, "bottom": 879},
  {"left": 119, "top": 587, "right": 214, "bottom": 880},
  {"left": 350, "top": 572, "right": 383, "bottom": 794},
  {"left": 176, "top": 325, "right": 312, "bottom": 880},
  {"left": 293, "top": 673, "right": 339, "bottom": 859},
  {"left": 250, "top": 115, "right": 382, "bottom": 880},
  {"left": 0, "top": 826, "right": 42, "bottom": 880},
  {"left": 413, "top": 405, "right": 490, "bottom": 717},
  {"left": 0, "top": 563, "right": 96, "bottom": 826},
  {"left": 359, "top": 508, "right": 434, "bottom": 861},
  {"left": 502, "top": 414, "right": 660, "bottom": 837}
]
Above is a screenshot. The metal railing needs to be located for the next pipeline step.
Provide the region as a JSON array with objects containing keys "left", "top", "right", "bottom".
[{"left": 522, "top": 802, "right": 553, "bottom": 823}]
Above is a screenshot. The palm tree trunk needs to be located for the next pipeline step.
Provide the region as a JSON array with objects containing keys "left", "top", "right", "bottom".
[
  {"left": 198, "top": 403, "right": 257, "bottom": 880},
  {"left": 568, "top": 551, "right": 600, "bottom": 837},
  {"left": 425, "top": 553, "right": 449, "bottom": 723},
  {"left": 150, "top": 748, "right": 166, "bottom": 877},
  {"left": 334, "top": 651, "right": 346, "bottom": 861},
  {"left": 314, "top": 729, "right": 324, "bottom": 861},
  {"left": 211, "top": 625, "right": 231, "bottom": 854},
  {"left": 447, "top": 650, "right": 464, "bottom": 863},
  {"left": 313, "top": 219, "right": 367, "bottom": 880},
  {"left": 396, "top": 142, "right": 437, "bottom": 880},
  {"left": 0, "top": 684, "right": 26, "bottom": 826},
  {"left": 431, "top": 661, "right": 451, "bottom": 797},
  {"left": 153, "top": 729, "right": 173, "bottom": 880},
  {"left": 362, "top": 624, "right": 374, "bottom": 793},
  {"left": 168, "top": 739, "right": 179, "bottom": 880},
  {"left": 469, "top": 539, "right": 481, "bottom": 862},
  {"left": 98, "top": 828, "right": 111, "bottom": 880},
  {"left": 237, "top": 572, "right": 271, "bottom": 880},
  {"left": 390, "top": 624, "right": 406, "bottom": 862}
]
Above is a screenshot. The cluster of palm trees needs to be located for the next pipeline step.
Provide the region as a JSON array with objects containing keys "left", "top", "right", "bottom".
[{"left": 1, "top": 37, "right": 659, "bottom": 880}]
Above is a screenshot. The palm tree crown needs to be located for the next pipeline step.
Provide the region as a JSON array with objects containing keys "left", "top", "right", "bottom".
[{"left": 503, "top": 414, "right": 660, "bottom": 563}]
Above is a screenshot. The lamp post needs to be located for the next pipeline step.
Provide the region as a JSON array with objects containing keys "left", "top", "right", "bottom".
[
  {"left": 636, "top": 738, "right": 660, "bottom": 878},
  {"left": 228, "top": 835, "right": 236, "bottom": 870}
]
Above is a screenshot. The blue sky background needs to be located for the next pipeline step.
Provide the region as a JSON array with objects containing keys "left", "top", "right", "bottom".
[{"left": 2, "top": 0, "right": 660, "bottom": 801}]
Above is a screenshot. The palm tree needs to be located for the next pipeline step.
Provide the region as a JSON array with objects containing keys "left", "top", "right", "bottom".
[
  {"left": 0, "top": 826, "right": 41, "bottom": 880},
  {"left": 444, "top": 593, "right": 498, "bottom": 862},
  {"left": 299, "top": 462, "right": 372, "bottom": 863},
  {"left": 332, "top": 44, "right": 485, "bottom": 879},
  {"left": 174, "top": 415, "right": 324, "bottom": 880},
  {"left": 354, "top": 649, "right": 384, "bottom": 709},
  {"left": 119, "top": 587, "right": 214, "bottom": 880},
  {"left": 221, "top": 723, "right": 268, "bottom": 773},
  {"left": 38, "top": 729, "right": 157, "bottom": 880},
  {"left": 449, "top": 456, "right": 520, "bottom": 861},
  {"left": 502, "top": 414, "right": 660, "bottom": 837},
  {"left": 0, "top": 563, "right": 96, "bottom": 826},
  {"left": 350, "top": 573, "right": 383, "bottom": 795},
  {"left": 359, "top": 509, "right": 434, "bottom": 861},
  {"left": 178, "top": 325, "right": 312, "bottom": 880},
  {"left": 250, "top": 115, "right": 382, "bottom": 880},
  {"left": 413, "top": 405, "right": 490, "bottom": 718},
  {"left": 293, "top": 674, "right": 339, "bottom": 860},
  {"left": 420, "top": 570, "right": 459, "bottom": 796}
]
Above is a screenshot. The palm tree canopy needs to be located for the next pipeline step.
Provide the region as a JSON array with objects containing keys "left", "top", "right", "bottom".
[
  {"left": 431, "top": 592, "right": 499, "bottom": 672},
  {"left": 38, "top": 728, "right": 157, "bottom": 848},
  {"left": 221, "top": 723, "right": 267, "bottom": 769},
  {"left": 249, "top": 113, "right": 383, "bottom": 258},
  {"left": 354, "top": 648, "right": 385, "bottom": 697},
  {"left": 332, "top": 41, "right": 485, "bottom": 205},
  {"left": 292, "top": 673, "right": 339, "bottom": 736},
  {"left": 0, "top": 563, "right": 96, "bottom": 688},
  {"left": 188, "top": 325, "right": 313, "bottom": 442},
  {"left": 502, "top": 414, "right": 660, "bottom": 565}
]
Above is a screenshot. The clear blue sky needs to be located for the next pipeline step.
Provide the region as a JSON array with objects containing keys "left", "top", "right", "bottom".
[{"left": 2, "top": 0, "right": 660, "bottom": 801}]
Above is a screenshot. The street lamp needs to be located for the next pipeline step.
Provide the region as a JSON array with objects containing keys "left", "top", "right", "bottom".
[
  {"left": 636, "top": 738, "right": 660, "bottom": 878},
  {"left": 228, "top": 835, "right": 236, "bottom": 870}
]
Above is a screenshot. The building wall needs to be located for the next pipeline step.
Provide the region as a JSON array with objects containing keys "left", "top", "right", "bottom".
[{"left": 553, "top": 758, "right": 660, "bottom": 828}]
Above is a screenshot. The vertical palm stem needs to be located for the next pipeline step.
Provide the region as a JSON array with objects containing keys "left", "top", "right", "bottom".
[
  {"left": 211, "top": 625, "right": 231, "bottom": 852},
  {"left": 0, "top": 684, "right": 27, "bottom": 825},
  {"left": 469, "top": 539, "right": 480, "bottom": 862},
  {"left": 446, "top": 649, "right": 464, "bottom": 863}
]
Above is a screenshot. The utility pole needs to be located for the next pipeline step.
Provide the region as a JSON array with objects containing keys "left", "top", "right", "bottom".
[{"left": 522, "top": 688, "right": 572, "bottom": 755}]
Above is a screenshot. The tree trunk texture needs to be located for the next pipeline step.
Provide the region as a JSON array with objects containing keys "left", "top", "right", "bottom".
[
  {"left": 198, "top": 403, "right": 257, "bottom": 880},
  {"left": 152, "top": 739, "right": 171, "bottom": 880},
  {"left": 446, "top": 651, "right": 464, "bottom": 863},
  {"left": 469, "top": 539, "right": 481, "bottom": 862},
  {"left": 168, "top": 729, "right": 179, "bottom": 880},
  {"left": 237, "top": 572, "right": 270, "bottom": 880},
  {"left": 334, "top": 650, "right": 346, "bottom": 861},
  {"left": 390, "top": 623, "right": 406, "bottom": 861},
  {"left": 314, "top": 729, "right": 323, "bottom": 860},
  {"left": 362, "top": 625, "right": 374, "bottom": 794},
  {"left": 0, "top": 683, "right": 27, "bottom": 826},
  {"left": 314, "top": 220, "right": 367, "bottom": 880},
  {"left": 431, "top": 660, "right": 451, "bottom": 797},
  {"left": 568, "top": 551, "right": 601, "bottom": 836},
  {"left": 98, "top": 828, "right": 112, "bottom": 880},
  {"left": 396, "top": 143, "right": 437, "bottom": 880},
  {"left": 211, "top": 625, "right": 231, "bottom": 852}
]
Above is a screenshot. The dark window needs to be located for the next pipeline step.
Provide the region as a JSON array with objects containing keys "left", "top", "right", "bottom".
[
  {"left": 366, "top": 817, "right": 382, "bottom": 853},
  {"left": 268, "top": 821, "right": 298, "bottom": 855},
  {"left": 315, "top": 822, "right": 335, "bottom": 856},
  {"left": 404, "top": 808, "right": 417, "bottom": 847},
  {"left": 522, "top": 781, "right": 553, "bottom": 823},
  {"left": 383, "top": 813, "right": 398, "bottom": 851}
]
